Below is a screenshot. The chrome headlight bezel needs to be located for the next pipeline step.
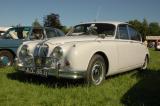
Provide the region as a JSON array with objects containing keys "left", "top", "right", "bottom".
[
  {"left": 51, "top": 46, "right": 63, "bottom": 59},
  {"left": 19, "top": 45, "right": 34, "bottom": 66},
  {"left": 19, "top": 45, "right": 29, "bottom": 58},
  {"left": 23, "top": 54, "right": 34, "bottom": 65}
]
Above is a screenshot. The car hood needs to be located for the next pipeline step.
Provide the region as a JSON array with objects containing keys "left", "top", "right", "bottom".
[
  {"left": 22, "top": 40, "right": 44, "bottom": 45},
  {"left": 17, "top": 40, "right": 45, "bottom": 56},
  {"left": 45, "top": 36, "right": 99, "bottom": 45}
]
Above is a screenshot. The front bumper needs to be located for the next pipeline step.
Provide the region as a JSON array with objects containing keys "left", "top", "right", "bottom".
[{"left": 16, "top": 63, "right": 86, "bottom": 79}]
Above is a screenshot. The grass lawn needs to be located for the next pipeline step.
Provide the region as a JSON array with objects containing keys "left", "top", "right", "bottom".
[{"left": 0, "top": 49, "right": 160, "bottom": 106}]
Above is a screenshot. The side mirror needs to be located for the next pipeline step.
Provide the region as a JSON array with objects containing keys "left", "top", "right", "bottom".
[{"left": 98, "top": 34, "right": 105, "bottom": 39}]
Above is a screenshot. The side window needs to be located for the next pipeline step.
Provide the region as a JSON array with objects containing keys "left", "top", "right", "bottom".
[
  {"left": 3, "top": 27, "right": 30, "bottom": 39},
  {"left": 128, "top": 26, "right": 141, "bottom": 41},
  {"left": 8, "top": 29, "right": 18, "bottom": 39},
  {"left": 116, "top": 24, "right": 129, "bottom": 40}
]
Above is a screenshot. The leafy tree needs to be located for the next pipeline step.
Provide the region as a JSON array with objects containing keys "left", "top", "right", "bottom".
[
  {"left": 61, "top": 26, "right": 71, "bottom": 34},
  {"left": 129, "top": 19, "right": 142, "bottom": 33},
  {"left": 149, "top": 22, "right": 160, "bottom": 36},
  {"left": 129, "top": 19, "right": 160, "bottom": 37},
  {"left": 129, "top": 19, "right": 145, "bottom": 39},
  {"left": 141, "top": 18, "right": 149, "bottom": 40},
  {"left": 43, "top": 13, "right": 62, "bottom": 29},
  {"left": 32, "top": 19, "right": 42, "bottom": 27}
]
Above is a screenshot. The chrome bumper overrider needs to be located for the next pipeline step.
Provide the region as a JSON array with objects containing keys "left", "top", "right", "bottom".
[{"left": 16, "top": 62, "right": 86, "bottom": 79}]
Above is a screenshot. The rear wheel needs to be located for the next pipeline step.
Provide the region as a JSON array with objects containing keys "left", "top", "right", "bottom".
[
  {"left": 141, "top": 56, "right": 149, "bottom": 70},
  {"left": 86, "top": 55, "right": 106, "bottom": 85},
  {"left": 0, "top": 50, "right": 14, "bottom": 67}
]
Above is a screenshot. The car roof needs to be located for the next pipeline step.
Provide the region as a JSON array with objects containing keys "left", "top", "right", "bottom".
[
  {"left": 0, "top": 27, "right": 12, "bottom": 31},
  {"left": 10, "top": 26, "right": 59, "bottom": 29},
  {"left": 10, "top": 26, "right": 31, "bottom": 29},
  {"left": 79, "top": 21, "right": 127, "bottom": 26}
]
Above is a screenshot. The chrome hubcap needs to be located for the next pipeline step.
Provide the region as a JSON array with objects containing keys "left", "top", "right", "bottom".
[
  {"left": 91, "top": 62, "right": 104, "bottom": 85},
  {"left": 0, "top": 56, "right": 11, "bottom": 66}
]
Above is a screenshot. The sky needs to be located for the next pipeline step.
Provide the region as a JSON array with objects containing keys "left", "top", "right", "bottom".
[{"left": 0, "top": 0, "right": 160, "bottom": 27}]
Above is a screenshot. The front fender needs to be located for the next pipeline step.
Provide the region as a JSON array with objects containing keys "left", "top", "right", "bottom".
[
  {"left": 62, "top": 41, "right": 118, "bottom": 73},
  {"left": 0, "top": 39, "right": 23, "bottom": 55}
]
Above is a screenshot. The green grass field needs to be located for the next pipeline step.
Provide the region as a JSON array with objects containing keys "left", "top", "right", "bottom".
[{"left": 0, "top": 49, "right": 160, "bottom": 106}]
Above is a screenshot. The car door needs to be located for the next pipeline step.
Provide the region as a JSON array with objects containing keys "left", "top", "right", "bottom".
[
  {"left": 93, "top": 23, "right": 119, "bottom": 74},
  {"left": 115, "top": 24, "right": 135, "bottom": 72},
  {"left": 128, "top": 26, "right": 145, "bottom": 66}
]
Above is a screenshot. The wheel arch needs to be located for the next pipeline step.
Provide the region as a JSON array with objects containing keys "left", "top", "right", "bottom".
[
  {"left": 0, "top": 49, "right": 16, "bottom": 58},
  {"left": 146, "top": 53, "right": 149, "bottom": 63},
  {"left": 93, "top": 51, "right": 109, "bottom": 75}
]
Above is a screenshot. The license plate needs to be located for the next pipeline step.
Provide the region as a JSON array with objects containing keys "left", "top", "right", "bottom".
[
  {"left": 26, "top": 68, "right": 48, "bottom": 76},
  {"left": 36, "top": 69, "right": 48, "bottom": 76},
  {"left": 26, "top": 68, "right": 35, "bottom": 73}
]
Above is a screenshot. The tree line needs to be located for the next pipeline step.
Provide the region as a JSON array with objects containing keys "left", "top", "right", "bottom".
[
  {"left": 32, "top": 13, "right": 160, "bottom": 39},
  {"left": 32, "top": 13, "right": 70, "bottom": 34},
  {"left": 129, "top": 19, "right": 160, "bottom": 40}
]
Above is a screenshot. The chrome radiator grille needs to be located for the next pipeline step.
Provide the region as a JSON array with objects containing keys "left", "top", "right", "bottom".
[{"left": 34, "top": 44, "right": 49, "bottom": 67}]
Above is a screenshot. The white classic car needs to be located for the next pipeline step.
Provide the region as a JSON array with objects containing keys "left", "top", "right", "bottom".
[{"left": 17, "top": 21, "right": 149, "bottom": 85}]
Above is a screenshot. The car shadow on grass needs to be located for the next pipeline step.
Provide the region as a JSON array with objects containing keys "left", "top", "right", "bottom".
[
  {"left": 121, "top": 69, "right": 160, "bottom": 106},
  {"left": 7, "top": 71, "right": 86, "bottom": 88}
]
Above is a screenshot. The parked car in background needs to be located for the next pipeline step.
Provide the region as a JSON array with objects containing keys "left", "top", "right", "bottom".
[
  {"left": 155, "top": 40, "right": 160, "bottom": 50},
  {"left": 17, "top": 21, "right": 149, "bottom": 85},
  {"left": 0, "top": 27, "right": 11, "bottom": 36},
  {"left": 0, "top": 27, "right": 65, "bottom": 66}
]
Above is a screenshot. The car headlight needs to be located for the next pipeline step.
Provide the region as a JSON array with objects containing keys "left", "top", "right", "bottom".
[
  {"left": 20, "top": 45, "right": 29, "bottom": 57},
  {"left": 24, "top": 54, "right": 33, "bottom": 65},
  {"left": 51, "top": 46, "right": 63, "bottom": 59},
  {"left": 18, "top": 45, "right": 34, "bottom": 66}
]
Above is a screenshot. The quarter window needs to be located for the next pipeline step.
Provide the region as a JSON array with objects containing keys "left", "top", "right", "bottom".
[
  {"left": 128, "top": 26, "right": 141, "bottom": 41},
  {"left": 116, "top": 24, "right": 129, "bottom": 40}
]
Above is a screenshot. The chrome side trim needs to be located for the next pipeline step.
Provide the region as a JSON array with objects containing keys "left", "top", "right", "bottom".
[
  {"left": 47, "top": 68, "right": 86, "bottom": 79},
  {"left": 57, "top": 70, "right": 86, "bottom": 79}
]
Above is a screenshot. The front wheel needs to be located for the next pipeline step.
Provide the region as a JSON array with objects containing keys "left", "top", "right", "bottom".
[
  {"left": 86, "top": 55, "right": 106, "bottom": 86},
  {"left": 0, "top": 50, "right": 14, "bottom": 67}
]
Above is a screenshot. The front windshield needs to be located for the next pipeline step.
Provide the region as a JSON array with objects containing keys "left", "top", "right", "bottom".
[
  {"left": 69, "top": 23, "right": 116, "bottom": 37},
  {"left": 2, "top": 27, "right": 31, "bottom": 39}
]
